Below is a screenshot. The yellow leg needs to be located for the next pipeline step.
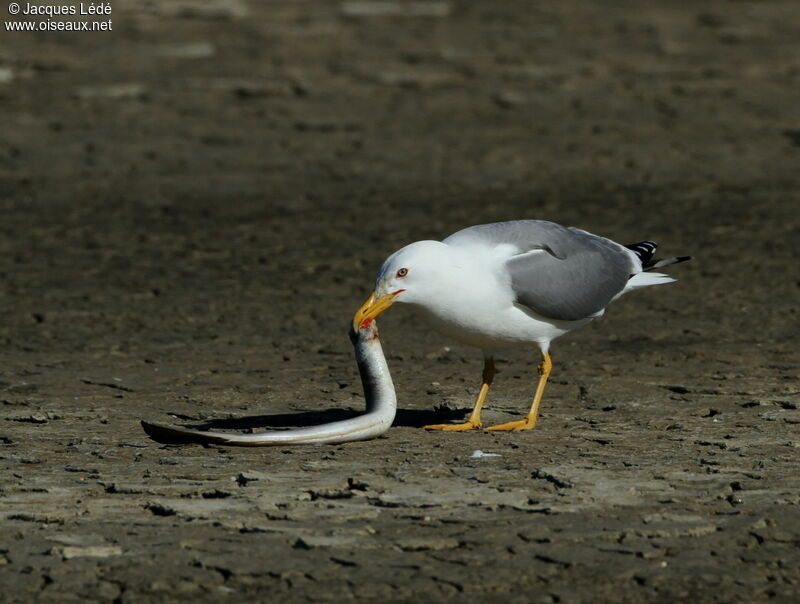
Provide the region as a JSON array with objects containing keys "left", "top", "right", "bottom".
[
  {"left": 487, "top": 352, "right": 552, "bottom": 432},
  {"left": 425, "top": 358, "right": 494, "bottom": 431}
]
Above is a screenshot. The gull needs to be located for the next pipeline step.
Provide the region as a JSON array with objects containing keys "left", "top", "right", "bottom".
[{"left": 353, "top": 220, "right": 690, "bottom": 432}]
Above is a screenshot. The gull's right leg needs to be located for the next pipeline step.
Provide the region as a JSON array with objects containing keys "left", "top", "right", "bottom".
[
  {"left": 425, "top": 356, "right": 494, "bottom": 431},
  {"left": 486, "top": 351, "right": 551, "bottom": 431}
]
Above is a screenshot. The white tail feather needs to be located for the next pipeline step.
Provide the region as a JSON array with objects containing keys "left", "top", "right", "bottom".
[{"left": 623, "top": 271, "right": 675, "bottom": 293}]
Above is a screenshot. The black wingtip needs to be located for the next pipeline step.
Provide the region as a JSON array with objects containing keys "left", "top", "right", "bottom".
[
  {"left": 625, "top": 240, "right": 658, "bottom": 266},
  {"left": 644, "top": 255, "right": 693, "bottom": 270}
]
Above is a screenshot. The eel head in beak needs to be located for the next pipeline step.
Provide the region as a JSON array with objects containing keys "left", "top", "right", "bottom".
[{"left": 353, "top": 290, "right": 405, "bottom": 331}]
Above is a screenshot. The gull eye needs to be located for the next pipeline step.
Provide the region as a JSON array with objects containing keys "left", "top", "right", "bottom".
[{"left": 396, "top": 268, "right": 408, "bottom": 278}]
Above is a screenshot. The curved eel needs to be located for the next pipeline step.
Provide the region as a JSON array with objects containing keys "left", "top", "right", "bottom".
[{"left": 140, "top": 321, "right": 396, "bottom": 446}]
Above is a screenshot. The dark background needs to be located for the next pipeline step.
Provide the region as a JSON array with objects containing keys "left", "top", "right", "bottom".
[{"left": 1, "top": 1, "right": 798, "bottom": 601}]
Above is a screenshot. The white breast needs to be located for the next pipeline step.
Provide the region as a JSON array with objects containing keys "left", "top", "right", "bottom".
[{"left": 410, "top": 244, "right": 592, "bottom": 350}]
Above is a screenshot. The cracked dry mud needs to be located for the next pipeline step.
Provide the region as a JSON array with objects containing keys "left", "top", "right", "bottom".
[{"left": 1, "top": 1, "right": 799, "bottom": 602}]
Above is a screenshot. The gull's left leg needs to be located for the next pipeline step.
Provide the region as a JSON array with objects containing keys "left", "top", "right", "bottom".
[
  {"left": 425, "top": 356, "right": 494, "bottom": 431},
  {"left": 486, "top": 351, "right": 552, "bottom": 432}
]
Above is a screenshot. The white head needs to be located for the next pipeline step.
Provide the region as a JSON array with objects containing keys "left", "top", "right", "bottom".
[{"left": 353, "top": 240, "right": 458, "bottom": 330}]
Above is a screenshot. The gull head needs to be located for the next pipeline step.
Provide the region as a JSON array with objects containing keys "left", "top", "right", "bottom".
[{"left": 353, "top": 240, "right": 457, "bottom": 330}]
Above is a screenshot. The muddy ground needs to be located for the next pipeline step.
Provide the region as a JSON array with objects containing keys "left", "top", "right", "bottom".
[{"left": 1, "top": 1, "right": 799, "bottom": 602}]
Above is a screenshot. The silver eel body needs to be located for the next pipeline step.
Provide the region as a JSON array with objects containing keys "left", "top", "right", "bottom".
[{"left": 140, "top": 321, "right": 397, "bottom": 446}]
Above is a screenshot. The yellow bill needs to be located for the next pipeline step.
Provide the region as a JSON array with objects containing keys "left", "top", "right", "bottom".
[{"left": 353, "top": 290, "right": 404, "bottom": 331}]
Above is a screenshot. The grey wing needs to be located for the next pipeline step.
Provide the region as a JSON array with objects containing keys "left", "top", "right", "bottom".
[{"left": 445, "top": 221, "right": 638, "bottom": 321}]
